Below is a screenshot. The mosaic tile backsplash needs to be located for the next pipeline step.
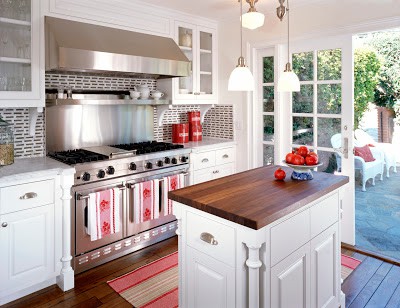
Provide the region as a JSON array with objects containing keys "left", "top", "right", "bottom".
[
  {"left": 0, "top": 73, "right": 233, "bottom": 159},
  {"left": 0, "top": 108, "right": 45, "bottom": 158}
]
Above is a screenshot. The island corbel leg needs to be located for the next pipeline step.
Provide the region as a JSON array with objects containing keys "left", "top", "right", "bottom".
[
  {"left": 56, "top": 171, "right": 74, "bottom": 291},
  {"left": 245, "top": 243, "right": 263, "bottom": 308}
]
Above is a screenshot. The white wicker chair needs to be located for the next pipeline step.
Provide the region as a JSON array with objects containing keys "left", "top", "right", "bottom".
[
  {"left": 354, "top": 129, "right": 397, "bottom": 178},
  {"left": 331, "top": 133, "right": 384, "bottom": 191}
]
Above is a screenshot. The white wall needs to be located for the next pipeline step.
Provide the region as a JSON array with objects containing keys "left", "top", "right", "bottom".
[{"left": 219, "top": 1, "right": 400, "bottom": 172}]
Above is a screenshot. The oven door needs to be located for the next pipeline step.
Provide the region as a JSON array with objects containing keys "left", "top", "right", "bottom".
[
  {"left": 73, "top": 181, "right": 125, "bottom": 256},
  {"left": 126, "top": 168, "right": 187, "bottom": 237}
]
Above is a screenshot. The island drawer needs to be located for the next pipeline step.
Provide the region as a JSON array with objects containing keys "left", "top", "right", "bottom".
[
  {"left": 0, "top": 180, "right": 54, "bottom": 214},
  {"left": 192, "top": 151, "right": 216, "bottom": 170},
  {"left": 310, "top": 193, "right": 339, "bottom": 238},
  {"left": 186, "top": 211, "right": 235, "bottom": 267},
  {"left": 270, "top": 208, "right": 310, "bottom": 266},
  {"left": 215, "top": 147, "right": 234, "bottom": 165}
]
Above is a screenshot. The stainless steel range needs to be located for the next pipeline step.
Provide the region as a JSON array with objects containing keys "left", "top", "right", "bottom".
[{"left": 48, "top": 141, "right": 190, "bottom": 274}]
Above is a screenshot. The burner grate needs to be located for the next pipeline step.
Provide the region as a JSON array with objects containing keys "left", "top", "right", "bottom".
[
  {"left": 48, "top": 149, "right": 109, "bottom": 165},
  {"left": 110, "top": 141, "right": 184, "bottom": 155}
]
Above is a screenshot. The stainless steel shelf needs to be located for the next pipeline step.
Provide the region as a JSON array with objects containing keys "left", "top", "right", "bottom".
[{"left": 45, "top": 98, "right": 171, "bottom": 107}]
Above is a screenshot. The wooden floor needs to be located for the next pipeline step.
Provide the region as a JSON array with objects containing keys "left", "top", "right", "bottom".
[
  {"left": 3, "top": 237, "right": 178, "bottom": 308},
  {"left": 4, "top": 239, "right": 400, "bottom": 308},
  {"left": 342, "top": 248, "right": 400, "bottom": 308}
]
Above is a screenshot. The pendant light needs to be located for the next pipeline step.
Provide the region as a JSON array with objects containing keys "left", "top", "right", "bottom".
[
  {"left": 242, "top": 0, "right": 265, "bottom": 30},
  {"left": 277, "top": 0, "right": 300, "bottom": 92},
  {"left": 228, "top": 0, "right": 255, "bottom": 91}
]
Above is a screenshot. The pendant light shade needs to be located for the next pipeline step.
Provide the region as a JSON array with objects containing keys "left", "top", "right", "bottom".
[
  {"left": 277, "top": 0, "right": 300, "bottom": 92},
  {"left": 242, "top": 11, "right": 265, "bottom": 30},
  {"left": 228, "top": 0, "right": 254, "bottom": 91},
  {"left": 228, "top": 58, "right": 255, "bottom": 91},
  {"left": 242, "top": 0, "right": 264, "bottom": 30},
  {"left": 278, "top": 65, "right": 300, "bottom": 92}
]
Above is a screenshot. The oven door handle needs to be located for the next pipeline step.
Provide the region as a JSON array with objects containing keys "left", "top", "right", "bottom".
[{"left": 77, "top": 185, "right": 126, "bottom": 200}]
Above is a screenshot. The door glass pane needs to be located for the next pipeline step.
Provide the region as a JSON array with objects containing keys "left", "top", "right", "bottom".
[
  {"left": 263, "top": 56, "right": 274, "bottom": 83},
  {"left": 317, "top": 49, "right": 341, "bottom": 80},
  {"left": 317, "top": 84, "right": 342, "bottom": 114},
  {"left": 263, "top": 86, "right": 274, "bottom": 112},
  {"left": 178, "top": 27, "right": 194, "bottom": 94},
  {"left": 293, "top": 85, "right": 313, "bottom": 113},
  {"left": 263, "top": 144, "right": 274, "bottom": 166},
  {"left": 317, "top": 118, "right": 341, "bottom": 147},
  {"left": 293, "top": 52, "right": 313, "bottom": 81},
  {"left": 199, "top": 31, "right": 213, "bottom": 95},
  {"left": 293, "top": 117, "right": 313, "bottom": 145},
  {"left": 316, "top": 150, "right": 339, "bottom": 173},
  {"left": 263, "top": 115, "right": 274, "bottom": 141}
]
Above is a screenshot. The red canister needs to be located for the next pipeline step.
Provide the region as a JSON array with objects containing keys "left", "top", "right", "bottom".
[
  {"left": 172, "top": 123, "right": 189, "bottom": 143},
  {"left": 189, "top": 123, "right": 202, "bottom": 141},
  {"left": 188, "top": 111, "right": 201, "bottom": 124}
]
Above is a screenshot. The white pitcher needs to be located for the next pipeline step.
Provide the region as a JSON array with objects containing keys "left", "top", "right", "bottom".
[{"left": 137, "top": 84, "right": 150, "bottom": 99}]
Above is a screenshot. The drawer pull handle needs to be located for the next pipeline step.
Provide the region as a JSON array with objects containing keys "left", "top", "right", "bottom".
[
  {"left": 19, "top": 192, "right": 38, "bottom": 200},
  {"left": 1, "top": 222, "right": 7, "bottom": 227},
  {"left": 200, "top": 232, "right": 218, "bottom": 245},
  {"left": 222, "top": 154, "right": 229, "bottom": 158},
  {"left": 201, "top": 158, "right": 209, "bottom": 163}
]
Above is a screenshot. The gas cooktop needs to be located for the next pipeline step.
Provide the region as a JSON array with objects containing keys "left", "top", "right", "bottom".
[{"left": 47, "top": 141, "right": 190, "bottom": 185}]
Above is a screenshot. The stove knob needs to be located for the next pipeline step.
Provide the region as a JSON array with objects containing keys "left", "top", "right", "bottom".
[
  {"left": 107, "top": 166, "right": 115, "bottom": 175},
  {"left": 129, "top": 162, "right": 137, "bottom": 171},
  {"left": 164, "top": 157, "right": 171, "bottom": 164},
  {"left": 145, "top": 162, "right": 153, "bottom": 169},
  {"left": 156, "top": 160, "right": 163, "bottom": 167},
  {"left": 180, "top": 156, "right": 188, "bottom": 163},
  {"left": 82, "top": 172, "right": 91, "bottom": 182},
  {"left": 171, "top": 157, "right": 178, "bottom": 164},
  {"left": 97, "top": 169, "right": 105, "bottom": 178}
]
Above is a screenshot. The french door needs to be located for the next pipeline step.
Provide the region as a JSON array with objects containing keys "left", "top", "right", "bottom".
[{"left": 254, "top": 35, "right": 355, "bottom": 245}]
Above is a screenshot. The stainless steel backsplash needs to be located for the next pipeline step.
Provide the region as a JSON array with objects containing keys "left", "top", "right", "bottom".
[{"left": 46, "top": 104, "right": 154, "bottom": 152}]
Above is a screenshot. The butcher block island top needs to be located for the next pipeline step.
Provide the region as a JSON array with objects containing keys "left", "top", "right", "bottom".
[{"left": 169, "top": 165, "right": 349, "bottom": 230}]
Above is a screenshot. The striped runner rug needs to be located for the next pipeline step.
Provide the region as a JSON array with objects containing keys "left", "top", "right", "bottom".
[
  {"left": 107, "top": 252, "right": 178, "bottom": 308},
  {"left": 341, "top": 254, "right": 361, "bottom": 280}
]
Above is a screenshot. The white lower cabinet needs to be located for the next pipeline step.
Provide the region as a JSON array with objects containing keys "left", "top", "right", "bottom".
[
  {"left": 271, "top": 243, "right": 311, "bottom": 308},
  {"left": 174, "top": 191, "right": 342, "bottom": 308},
  {"left": 190, "top": 145, "right": 235, "bottom": 185},
  {"left": 0, "top": 204, "right": 54, "bottom": 294},
  {"left": 186, "top": 246, "right": 235, "bottom": 308}
]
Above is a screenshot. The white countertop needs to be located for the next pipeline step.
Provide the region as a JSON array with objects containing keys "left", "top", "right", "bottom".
[
  {"left": 0, "top": 157, "right": 75, "bottom": 187},
  {"left": 182, "top": 137, "right": 236, "bottom": 152}
]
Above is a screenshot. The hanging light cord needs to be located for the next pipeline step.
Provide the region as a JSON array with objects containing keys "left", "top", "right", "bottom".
[
  {"left": 240, "top": 0, "right": 243, "bottom": 58},
  {"left": 287, "top": 0, "right": 290, "bottom": 63}
]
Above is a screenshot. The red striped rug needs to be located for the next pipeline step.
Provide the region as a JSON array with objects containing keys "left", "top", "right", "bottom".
[
  {"left": 107, "top": 252, "right": 178, "bottom": 308},
  {"left": 341, "top": 254, "right": 361, "bottom": 280}
]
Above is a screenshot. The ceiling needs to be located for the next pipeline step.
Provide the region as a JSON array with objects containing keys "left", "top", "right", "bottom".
[
  {"left": 137, "top": 0, "right": 395, "bottom": 23},
  {"left": 139, "top": 0, "right": 325, "bottom": 22}
]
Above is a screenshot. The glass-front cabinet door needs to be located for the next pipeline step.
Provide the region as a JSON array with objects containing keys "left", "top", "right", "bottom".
[
  {"left": 0, "top": 0, "right": 40, "bottom": 105},
  {"left": 173, "top": 21, "right": 217, "bottom": 103}
]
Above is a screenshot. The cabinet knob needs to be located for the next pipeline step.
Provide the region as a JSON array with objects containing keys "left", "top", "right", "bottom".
[
  {"left": 19, "top": 192, "right": 37, "bottom": 200},
  {"left": 201, "top": 158, "right": 209, "bottom": 163},
  {"left": 1, "top": 222, "right": 7, "bottom": 227},
  {"left": 200, "top": 232, "right": 218, "bottom": 245}
]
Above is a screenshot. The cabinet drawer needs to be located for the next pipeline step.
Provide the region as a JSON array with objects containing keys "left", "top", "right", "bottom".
[
  {"left": 215, "top": 147, "right": 234, "bottom": 165},
  {"left": 271, "top": 209, "right": 310, "bottom": 266},
  {"left": 192, "top": 151, "right": 216, "bottom": 170},
  {"left": 310, "top": 193, "right": 339, "bottom": 238},
  {"left": 186, "top": 211, "right": 235, "bottom": 267},
  {"left": 0, "top": 180, "right": 54, "bottom": 214}
]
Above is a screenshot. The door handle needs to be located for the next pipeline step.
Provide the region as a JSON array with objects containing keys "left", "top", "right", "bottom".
[
  {"left": 201, "top": 158, "right": 209, "bottom": 163},
  {"left": 19, "top": 192, "right": 37, "bottom": 200},
  {"left": 343, "top": 137, "right": 349, "bottom": 159},
  {"left": 200, "top": 232, "right": 218, "bottom": 245}
]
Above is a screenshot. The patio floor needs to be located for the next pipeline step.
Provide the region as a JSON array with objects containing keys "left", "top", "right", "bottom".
[{"left": 355, "top": 167, "right": 400, "bottom": 261}]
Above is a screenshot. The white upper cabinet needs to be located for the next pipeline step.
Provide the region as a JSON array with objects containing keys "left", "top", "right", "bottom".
[
  {"left": 158, "top": 21, "right": 218, "bottom": 104},
  {"left": 0, "top": 0, "right": 41, "bottom": 107}
]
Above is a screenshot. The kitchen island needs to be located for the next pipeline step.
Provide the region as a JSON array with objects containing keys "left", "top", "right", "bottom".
[{"left": 169, "top": 165, "right": 349, "bottom": 308}]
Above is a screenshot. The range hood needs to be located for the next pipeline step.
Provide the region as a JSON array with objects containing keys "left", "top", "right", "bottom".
[{"left": 45, "top": 17, "right": 191, "bottom": 78}]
